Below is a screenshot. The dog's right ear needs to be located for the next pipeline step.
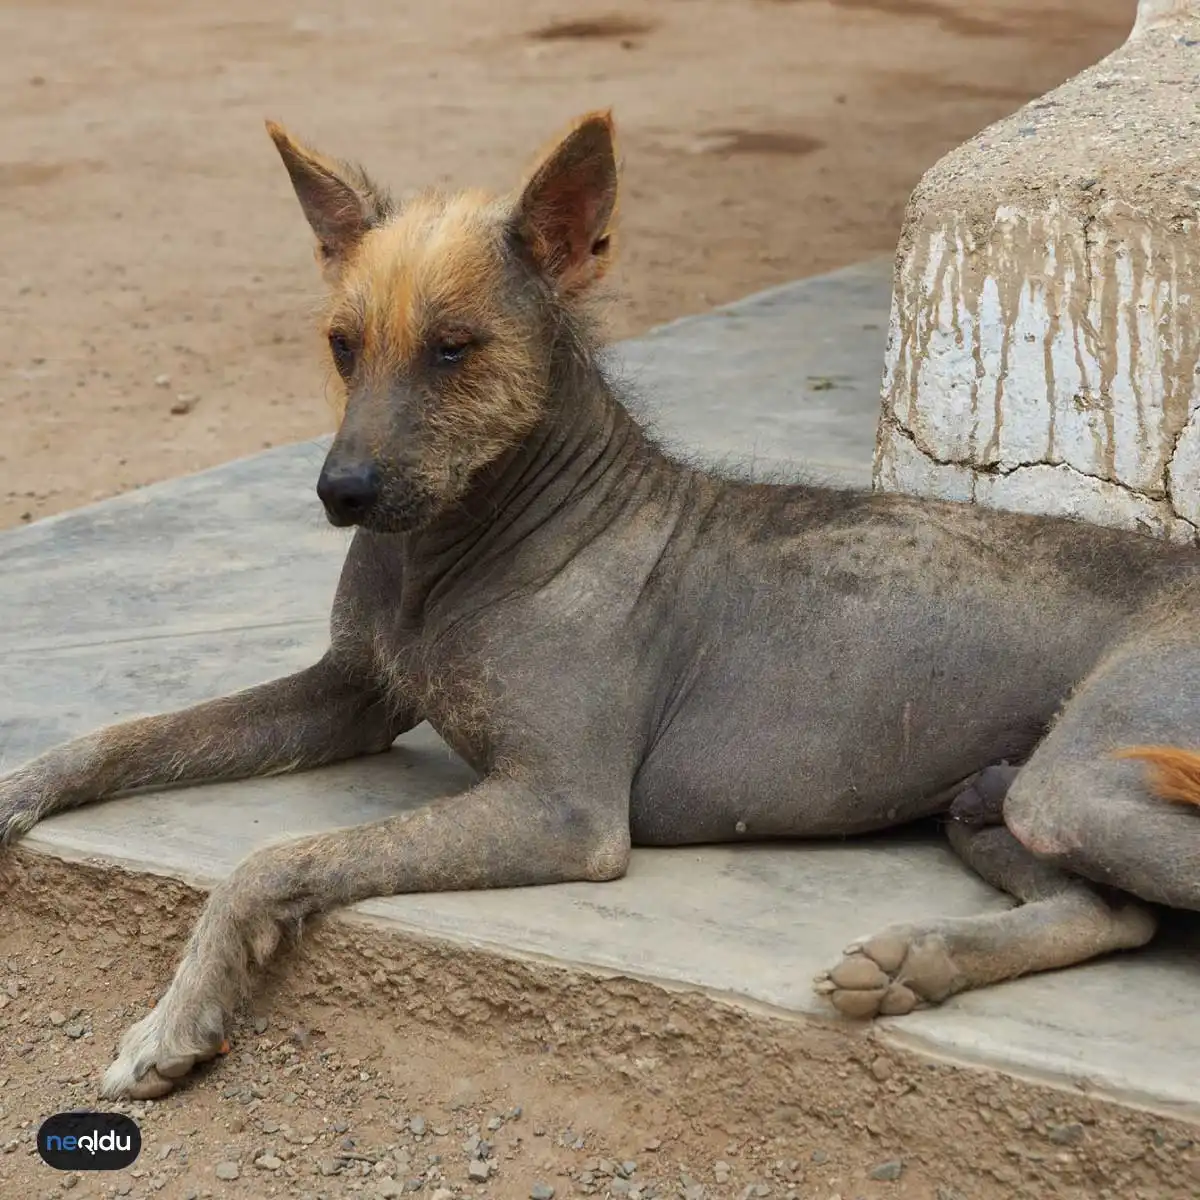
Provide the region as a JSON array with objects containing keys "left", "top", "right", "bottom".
[{"left": 266, "top": 121, "right": 391, "bottom": 277}]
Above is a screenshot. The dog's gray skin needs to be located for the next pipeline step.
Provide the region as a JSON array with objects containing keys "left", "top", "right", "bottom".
[{"left": 2, "top": 112, "right": 1198, "bottom": 1101}]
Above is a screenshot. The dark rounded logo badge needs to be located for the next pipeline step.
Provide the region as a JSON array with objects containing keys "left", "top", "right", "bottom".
[{"left": 37, "top": 1112, "right": 141, "bottom": 1171}]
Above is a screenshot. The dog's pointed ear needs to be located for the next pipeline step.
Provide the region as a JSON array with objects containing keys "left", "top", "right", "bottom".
[
  {"left": 266, "top": 121, "right": 391, "bottom": 276},
  {"left": 512, "top": 111, "right": 618, "bottom": 295}
]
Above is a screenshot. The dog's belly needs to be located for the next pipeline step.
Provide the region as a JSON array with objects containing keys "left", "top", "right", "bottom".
[
  {"left": 627, "top": 616, "right": 1082, "bottom": 846},
  {"left": 628, "top": 716, "right": 1001, "bottom": 846}
]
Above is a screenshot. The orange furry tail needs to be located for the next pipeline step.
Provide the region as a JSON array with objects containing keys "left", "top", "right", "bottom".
[{"left": 1114, "top": 745, "right": 1200, "bottom": 808}]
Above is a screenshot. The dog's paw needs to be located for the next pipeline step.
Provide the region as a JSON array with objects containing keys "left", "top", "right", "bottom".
[
  {"left": 100, "top": 1005, "right": 228, "bottom": 1100},
  {"left": 813, "top": 928, "right": 966, "bottom": 1019}
]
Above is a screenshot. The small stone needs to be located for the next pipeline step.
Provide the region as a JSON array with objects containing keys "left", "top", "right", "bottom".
[
  {"left": 255, "top": 1154, "right": 282, "bottom": 1170},
  {"left": 531, "top": 1185, "right": 555, "bottom": 1200},
  {"left": 63, "top": 1022, "right": 85, "bottom": 1039},
  {"left": 810, "top": 1150, "right": 829, "bottom": 1165},
  {"left": 643, "top": 1138, "right": 662, "bottom": 1152},
  {"left": 170, "top": 394, "right": 197, "bottom": 415},
  {"left": 376, "top": 1179, "right": 402, "bottom": 1198},
  {"left": 215, "top": 1161, "right": 240, "bottom": 1181},
  {"left": 61, "top": 1176, "right": 78, "bottom": 1191},
  {"left": 468, "top": 1160, "right": 490, "bottom": 1182},
  {"left": 47, "top": 1011, "right": 66, "bottom": 1027},
  {"left": 432, "top": 1190, "right": 455, "bottom": 1200},
  {"left": 332, "top": 1120, "right": 350, "bottom": 1134},
  {"left": 869, "top": 1057, "right": 892, "bottom": 1082},
  {"left": 619, "top": 1160, "right": 638, "bottom": 1178},
  {"left": 486, "top": 1116, "right": 503, "bottom": 1132},
  {"left": 253, "top": 1016, "right": 269, "bottom": 1034},
  {"left": 319, "top": 1158, "right": 343, "bottom": 1176},
  {"left": 409, "top": 1116, "right": 427, "bottom": 1136},
  {"left": 154, "top": 374, "right": 171, "bottom": 388},
  {"left": 1047, "top": 1123, "right": 1084, "bottom": 1146},
  {"left": 869, "top": 1160, "right": 903, "bottom": 1182}
]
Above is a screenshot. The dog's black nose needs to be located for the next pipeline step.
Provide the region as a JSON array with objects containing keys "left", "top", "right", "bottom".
[{"left": 317, "top": 463, "right": 381, "bottom": 526}]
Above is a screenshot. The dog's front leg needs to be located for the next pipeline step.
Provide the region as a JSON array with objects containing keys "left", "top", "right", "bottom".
[
  {"left": 0, "top": 653, "right": 412, "bottom": 843},
  {"left": 100, "top": 771, "right": 630, "bottom": 1099}
]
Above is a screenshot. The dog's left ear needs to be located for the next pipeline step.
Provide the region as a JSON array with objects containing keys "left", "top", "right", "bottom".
[
  {"left": 266, "top": 121, "right": 391, "bottom": 279},
  {"left": 513, "top": 111, "right": 618, "bottom": 295}
]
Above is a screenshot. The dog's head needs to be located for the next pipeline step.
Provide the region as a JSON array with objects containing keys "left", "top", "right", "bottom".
[{"left": 267, "top": 112, "right": 619, "bottom": 533}]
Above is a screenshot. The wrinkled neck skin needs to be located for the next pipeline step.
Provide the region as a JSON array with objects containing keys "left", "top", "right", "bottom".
[{"left": 400, "top": 333, "right": 671, "bottom": 610}]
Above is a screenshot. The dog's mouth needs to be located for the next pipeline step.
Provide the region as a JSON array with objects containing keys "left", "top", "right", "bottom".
[{"left": 326, "top": 484, "right": 439, "bottom": 535}]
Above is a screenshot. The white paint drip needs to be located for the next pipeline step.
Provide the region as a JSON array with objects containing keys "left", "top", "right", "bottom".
[{"left": 876, "top": 200, "right": 1200, "bottom": 541}]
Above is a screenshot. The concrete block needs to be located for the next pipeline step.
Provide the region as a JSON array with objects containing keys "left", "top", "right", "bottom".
[{"left": 875, "top": 0, "right": 1200, "bottom": 541}]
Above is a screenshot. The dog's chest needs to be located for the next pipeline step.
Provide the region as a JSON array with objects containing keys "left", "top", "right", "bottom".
[{"left": 369, "top": 616, "right": 499, "bottom": 772}]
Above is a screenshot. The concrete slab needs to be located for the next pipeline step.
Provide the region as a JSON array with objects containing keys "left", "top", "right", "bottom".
[{"left": 5, "top": 259, "right": 1200, "bottom": 1122}]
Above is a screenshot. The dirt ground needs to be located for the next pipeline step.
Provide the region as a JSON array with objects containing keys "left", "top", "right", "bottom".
[
  {"left": 7, "top": 1, "right": 1184, "bottom": 1198},
  {"left": 1, "top": 0, "right": 1137, "bottom": 529},
  {"left": 5, "top": 855, "right": 1200, "bottom": 1200}
]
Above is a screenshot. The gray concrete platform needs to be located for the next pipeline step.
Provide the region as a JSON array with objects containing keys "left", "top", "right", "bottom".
[{"left": 4, "top": 259, "right": 1199, "bottom": 1121}]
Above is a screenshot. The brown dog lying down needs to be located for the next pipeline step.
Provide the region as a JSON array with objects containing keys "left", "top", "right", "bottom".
[{"left": 2, "top": 112, "right": 1198, "bottom": 1101}]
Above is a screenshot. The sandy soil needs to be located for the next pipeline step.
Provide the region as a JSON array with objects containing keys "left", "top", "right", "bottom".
[
  {"left": 7, "top": 2, "right": 1185, "bottom": 1198},
  {"left": 0, "top": 0, "right": 1135, "bottom": 528}
]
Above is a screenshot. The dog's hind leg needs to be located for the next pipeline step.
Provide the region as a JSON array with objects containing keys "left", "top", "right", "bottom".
[
  {"left": 100, "top": 769, "right": 631, "bottom": 1100},
  {"left": 0, "top": 653, "right": 408, "bottom": 843},
  {"left": 814, "top": 769, "right": 1157, "bottom": 1019},
  {"left": 1002, "top": 627, "right": 1200, "bottom": 913}
]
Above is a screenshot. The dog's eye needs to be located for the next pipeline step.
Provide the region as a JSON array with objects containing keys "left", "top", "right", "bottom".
[
  {"left": 433, "top": 339, "right": 473, "bottom": 367},
  {"left": 328, "top": 331, "right": 358, "bottom": 378}
]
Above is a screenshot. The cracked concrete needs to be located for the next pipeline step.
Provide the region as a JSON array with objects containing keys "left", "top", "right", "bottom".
[
  {"left": 874, "top": 0, "right": 1200, "bottom": 539},
  {"left": 876, "top": 414, "right": 1200, "bottom": 541}
]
